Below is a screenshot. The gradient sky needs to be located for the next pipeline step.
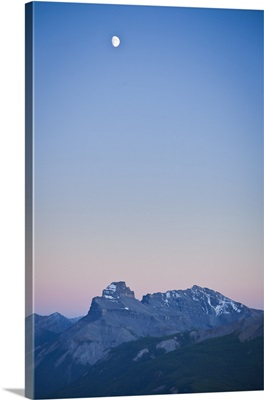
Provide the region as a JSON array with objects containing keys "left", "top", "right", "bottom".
[{"left": 32, "top": 2, "right": 263, "bottom": 317}]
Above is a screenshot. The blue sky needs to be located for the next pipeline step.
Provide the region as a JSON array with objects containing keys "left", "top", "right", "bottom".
[{"left": 32, "top": 2, "right": 263, "bottom": 316}]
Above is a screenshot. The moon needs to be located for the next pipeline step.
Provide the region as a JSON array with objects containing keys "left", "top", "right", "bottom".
[{"left": 112, "top": 36, "right": 120, "bottom": 47}]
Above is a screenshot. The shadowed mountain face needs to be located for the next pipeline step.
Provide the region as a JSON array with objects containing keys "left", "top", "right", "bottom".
[
  {"left": 26, "top": 312, "right": 82, "bottom": 350},
  {"left": 56, "top": 331, "right": 263, "bottom": 398},
  {"left": 28, "top": 282, "right": 263, "bottom": 398},
  {"left": 28, "top": 312, "right": 81, "bottom": 334}
]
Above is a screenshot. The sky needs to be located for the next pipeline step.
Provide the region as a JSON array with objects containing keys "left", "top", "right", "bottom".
[{"left": 30, "top": 2, "right": 263, "bottom": 317}]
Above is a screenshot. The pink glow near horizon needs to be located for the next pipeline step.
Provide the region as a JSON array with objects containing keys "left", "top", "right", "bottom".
[{"left": 34, "top": 264, "right": 263, "bottom": 317}]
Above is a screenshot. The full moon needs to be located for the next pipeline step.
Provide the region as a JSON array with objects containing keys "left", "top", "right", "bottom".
[{"left": 112, "top": 36, "right": 120, "bottom": 47}]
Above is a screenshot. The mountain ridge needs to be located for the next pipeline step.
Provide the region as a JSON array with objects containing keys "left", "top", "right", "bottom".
[
  {"left": 28, "top": 281, "right": 263, "bottom": 398},
  {"left": 31, "top": 282, "right": 263, "bottom": 319}
]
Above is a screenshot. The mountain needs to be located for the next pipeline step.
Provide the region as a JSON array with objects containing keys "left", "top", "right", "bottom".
[
  {"left": 26, "top": 312, "right": 82, "bottom": 349},
  {"left": 30, "top": 281, "right": 263, "bottom": 398},
  {"left": 25, "top": 311, "right": 83, "bottom": 384},
  {"left": 56, "top": 330, "right": 263, "bottom": 397},
  {"left": 32, "top": 312, "right": 81, "bottom": 333}
]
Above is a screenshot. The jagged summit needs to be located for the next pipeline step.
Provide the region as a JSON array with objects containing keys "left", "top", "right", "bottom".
[
  {"left": 102, "top": 281, "right": 135, "bottom": 299},
  {"left": 86, "top": 281, "right": 254, "bottom": 328},
  {"left": 87, "top": 281, "right": 138, "bottom": 319},
  {"left": 191, "top": 284, "right": 204, "bottom": 290},
  {"left": 142, "top": 284, "right": 249, "bottom": 318},
  {"left": 97, "top": 282, "right": 249, "bottom": 319}
]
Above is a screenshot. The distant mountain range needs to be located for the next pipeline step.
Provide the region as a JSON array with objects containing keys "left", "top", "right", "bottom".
[{"left": 26, "top": 281, "right": 263, "bottom": 398}]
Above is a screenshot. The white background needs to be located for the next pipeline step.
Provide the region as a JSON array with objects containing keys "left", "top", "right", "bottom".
[{"left": 0, "top": 0, "right": 263, "bottom": 399}]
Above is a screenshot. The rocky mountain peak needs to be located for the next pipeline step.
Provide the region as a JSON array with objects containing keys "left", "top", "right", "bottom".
[
  {"left": 191, "top": 285, "right": 203, "bottom": 291},
  {"left": 102, "top": 281, "right": 135, "bottom": 299}
]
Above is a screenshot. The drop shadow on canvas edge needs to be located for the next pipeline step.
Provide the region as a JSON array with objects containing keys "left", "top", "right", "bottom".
[{"left": 4, "top": 389, "right": 25, "bottom": 397}]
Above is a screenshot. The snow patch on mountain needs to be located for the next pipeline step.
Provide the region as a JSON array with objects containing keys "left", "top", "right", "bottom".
[
  {"left": 230, "top": 301, "right": 242, "bottom": 313},
  {"left": 156, "top": 338, "right": 180, "bottom": 353},
  {"left": 103, "top": 295, "right": 115, "bottom": 300},
  {"left": 190, "top": 285, "right": 244, "bottom": 316},
  {"left": 133, "top": 348, "right": 149, "bottom": 361}
]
